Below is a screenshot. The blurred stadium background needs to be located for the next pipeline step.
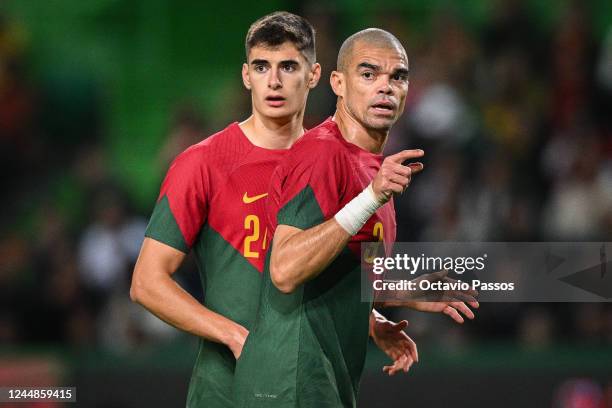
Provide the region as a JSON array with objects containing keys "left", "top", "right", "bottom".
[{"left": 1, "top": 0, "right": 611, "bottom": 407}]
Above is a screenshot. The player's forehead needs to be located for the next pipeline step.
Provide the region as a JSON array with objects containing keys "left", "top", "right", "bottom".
[
  {"left": 247, "top": 41, "right": 306, "bottom": 64},
  {"left": 349, "top": 42, "right": 408, "bottom": 71}
]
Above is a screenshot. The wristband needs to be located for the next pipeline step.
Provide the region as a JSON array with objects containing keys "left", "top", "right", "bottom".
[{"left": 334, "top": 184, "right": 384, "bottom": 235}]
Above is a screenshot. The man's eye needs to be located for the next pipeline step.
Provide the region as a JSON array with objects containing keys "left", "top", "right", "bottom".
[
  {"left": 362, "top": 71, "right": 374, "bottom": 80},
  {"left": 254, "top": 65, "right": 267, "bottom": 72},
  {"left": 393, "top": 73, "right": 408, "bottom": 81},
  {"left": 281, "top": 64, "right": 296, "bottom": 72}
]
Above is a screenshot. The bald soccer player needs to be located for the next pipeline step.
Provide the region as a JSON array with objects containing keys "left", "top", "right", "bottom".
[{"left": 233, "top": 28, "right": 478, "bottom": 407}]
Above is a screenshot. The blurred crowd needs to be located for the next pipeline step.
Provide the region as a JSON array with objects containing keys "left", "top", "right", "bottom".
[
  {"left": 384, "top": 0, "right": 612, "bottom": 349},
  {"left": 1, "top": 0, "right": 611, "bottom": 356}
]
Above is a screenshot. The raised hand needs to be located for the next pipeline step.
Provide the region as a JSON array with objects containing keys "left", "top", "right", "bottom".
[{"left": 371, "top": 149, "right": 424, "bottom": 203}]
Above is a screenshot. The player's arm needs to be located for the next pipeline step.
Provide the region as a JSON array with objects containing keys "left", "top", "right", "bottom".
[
  {"left": 270, "top": 221, "right": 348, "bottom": 293},
  {"left": 130, "top": 238, "right": 248, "bottom": 358},
  {"left": 378, "top": 297, "right": 478, "bottom": 324},
  {"left": 374, "top": 271, "right": 479, "bottom": 324},
  {"left": 270, "top": 149, "right": 424, "bottom": 293}
]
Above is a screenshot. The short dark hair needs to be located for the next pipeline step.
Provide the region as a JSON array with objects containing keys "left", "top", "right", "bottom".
[{"left": 245, "top": 11, "right": 316, "bottom": 64}]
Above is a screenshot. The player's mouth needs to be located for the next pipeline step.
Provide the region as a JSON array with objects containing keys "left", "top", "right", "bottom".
[
  {"left": 265, "top": 95, "right": 286, "bottom": 107},
  {"left": 370, "top": 100, "right": 396, "bottom": 116}
]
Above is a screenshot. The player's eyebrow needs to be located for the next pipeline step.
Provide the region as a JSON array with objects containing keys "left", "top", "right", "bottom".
[
  {"left": 280, "top": 59, "right": 299, "bottom": 66},
  {"left": 250, "top": 59, "right": 270, "bottom": 66},
  {"left": 357, "top": 62, "right": 380, "bottom": 72},
  {"left": 251, "top": 59, "right": 300, "bottom": 68},
  {"left": 392, "top": 67, "right": 410, "bottom": 77}
]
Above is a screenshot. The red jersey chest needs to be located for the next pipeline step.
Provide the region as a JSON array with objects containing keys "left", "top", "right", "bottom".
[{"left": 207, "top": 152, "right": 284, "bottom": 272}]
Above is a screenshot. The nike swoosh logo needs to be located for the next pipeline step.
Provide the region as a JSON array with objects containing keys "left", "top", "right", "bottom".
[{"left": 243, "top": 192, "right": 268, "bottom": 204}]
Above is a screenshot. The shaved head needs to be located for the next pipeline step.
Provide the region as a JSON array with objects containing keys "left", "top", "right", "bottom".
[
  {"left": 330, "top": 28, "right": 410, "bottom": 135},
  {"left": 337, "top": 28, "right": 407, "bottom": 72}
]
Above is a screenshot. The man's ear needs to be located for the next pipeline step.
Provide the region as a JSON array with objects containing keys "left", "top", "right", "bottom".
[
  {"left": 242, "top": 63, "right": 251, "bottom": 90},
  {"left": 330, "top": 70, "right": 344, "bottom": 97},
  {"left": 308, "top": 63, "right": 322, "bottom": 89}
]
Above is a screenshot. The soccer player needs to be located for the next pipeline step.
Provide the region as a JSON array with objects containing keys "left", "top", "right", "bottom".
[
  {"left": 233, "top": 28, "right": 478, "bottom": 407},
  {"left": 130, "top": 13, "right": 417, "bottom": 408}
]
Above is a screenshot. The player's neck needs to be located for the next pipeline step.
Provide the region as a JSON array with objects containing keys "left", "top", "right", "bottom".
[
  {"left": 332, "top": 102, "right": 388, "bottom": 154},
  {"left": 239, "top": 112, "right": 304, "bottom": 150}
]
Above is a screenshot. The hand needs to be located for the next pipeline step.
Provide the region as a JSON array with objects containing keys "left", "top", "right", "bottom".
[
  {"left": 370, "top": 311, "right": 418, "bottom": 376},
  {"left": 407, "top": 270, "right": 479, "bottom": 324},
  {"left": 371, "top": 149, "right": 424, "bottom": 203},
  {"left": 225, "top": 323, "right": 249, "bottom": 359}
]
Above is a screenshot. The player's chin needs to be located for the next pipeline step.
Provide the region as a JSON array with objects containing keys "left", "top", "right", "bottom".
[
  {"left": 262, "top": 106, "right": 296, "bottom": 119},
  {"left": 365, "top": 115, "right": 396, "bottom": 131}
]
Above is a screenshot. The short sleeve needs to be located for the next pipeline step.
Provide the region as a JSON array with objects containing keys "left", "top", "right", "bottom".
[
  {"left": 145, "top": 148, "right": 210, "bottom": 253},
  {"left": 268, "top": 142, "right": 349, "bottom": 231}
]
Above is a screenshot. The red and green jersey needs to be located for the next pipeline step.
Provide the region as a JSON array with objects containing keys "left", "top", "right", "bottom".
[
  {"left": 145, "top": 122, "right": 286, "bottom": 408},
  {"left": 233, "top": 118, "right": 396, "bottom": 408}
]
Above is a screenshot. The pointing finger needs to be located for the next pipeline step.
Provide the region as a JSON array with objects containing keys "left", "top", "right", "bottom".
[{"left": 387, "top": 149, "right": 424, "bottom": 164}]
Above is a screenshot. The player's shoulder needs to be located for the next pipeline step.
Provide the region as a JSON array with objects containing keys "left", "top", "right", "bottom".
[
  {"left": 197, "top": 121, "right": 243, "bottom": 148},
  {"left": 289, "top": 118, "right": 348, "bottom": 161},
  {"left": 274, "top": 119, "right": 352, "bottom": 184},
  {"left": 170, "top": 122, "right": 242, "bottom": 169}
]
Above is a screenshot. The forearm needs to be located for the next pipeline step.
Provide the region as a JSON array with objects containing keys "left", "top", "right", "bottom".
[
  {"left": 271, "top": 182, "right": 389, "bottom": 293},
  {"left": 373, "top": 284, "right": 420, "bottom": 308},
  {"left": 374, "top": 299, "right": 418, "bottom": 308},
  {"left": 131, "top": 269, "right": 242, "bottom": 346},
  {"left": 270, "top": 219, "right": 351, "bottom": 293}
]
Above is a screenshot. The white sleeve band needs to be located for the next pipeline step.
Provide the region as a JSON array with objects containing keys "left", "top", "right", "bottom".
[{"left": 334, "top": 184, "right": 384, "bottom": 236}]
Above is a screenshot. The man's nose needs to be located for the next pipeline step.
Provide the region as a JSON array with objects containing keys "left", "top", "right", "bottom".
[
  {"left": 377, "top": 77, "right": 393, "bottom": 95},
  {"left": 268, "top": 69, "right": 282, "bottom": 90}
]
